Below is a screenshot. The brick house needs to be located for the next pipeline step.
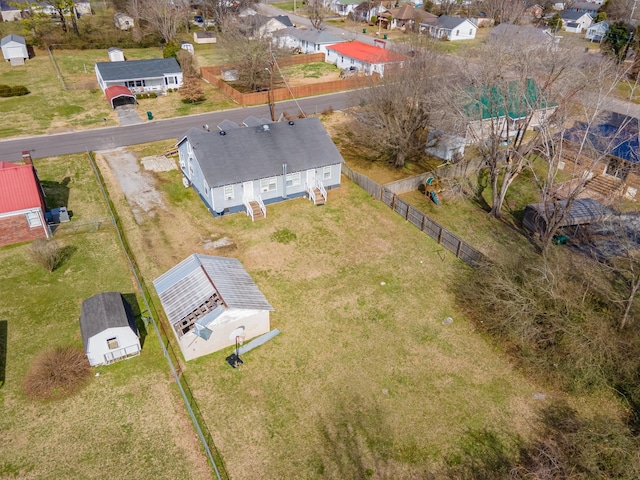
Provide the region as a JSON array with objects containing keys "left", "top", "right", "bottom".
[{"left": 0, "top": 152, "right": 51, "bottom": 247}]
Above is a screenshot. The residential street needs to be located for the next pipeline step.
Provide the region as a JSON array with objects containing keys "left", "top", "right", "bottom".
[{"left": 0, "top": 91, "right": 357, "bottom": 161}]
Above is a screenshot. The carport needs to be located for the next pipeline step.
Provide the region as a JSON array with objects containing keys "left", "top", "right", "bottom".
[{"left": 105, "top": 85, "right": 136, "bottom": 109}]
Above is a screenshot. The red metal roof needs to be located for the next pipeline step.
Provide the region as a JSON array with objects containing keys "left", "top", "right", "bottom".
[
  {"left": 105, "top": 85, "right": 135, "bottom": 108},
  {"left": 0, "top": 162, "right": 43, "bottom": 213},
  {"left": 326, "top": 41, "right": 406, "bottom": 64}
]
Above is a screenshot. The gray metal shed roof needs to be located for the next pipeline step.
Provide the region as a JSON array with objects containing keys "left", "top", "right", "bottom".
[
  {"left": 95, "top": 58, "right": 181, "bottom": 82},
  {"left": 273, "top": 27, "right": 343, "bottom": 44},
  {"left": 153, "top": 254, "right": 273, "bottom": 328},
  {"left": 1, "top": 34, "right": 25, "bottom": 46},
  {"left": 177, "top": 117, "right": 344, "bottom": 188},
  {"left": 79, "top": 292, "right": 138, "bottom": 350}
]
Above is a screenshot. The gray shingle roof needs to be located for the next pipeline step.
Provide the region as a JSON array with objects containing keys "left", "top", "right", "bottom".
[
  {"left": 489, "top": 23, "right": 551, "bottom": 43},
  {"left": 153, "top": 254, "right": 273, "bottom": 328},
  {"left": 79, "top": 292, "right": 138, "bottom": 350},
  {"left": 560, "top": 10, "right": 591, "bottom": 20},
  {"left": 95, "top": 58, "right": 181, "bottom": 82},
  {"left": 436, "top": 15, "right": 472, "bottom": 30},
  {"left": 178, "top": 117, "right": 344, "bottom": 188},
  {"left": 273, "top": 27, "right": 344, "bottom": 45},
  {"left": 1, "top": 34, "right": 25, "bottom": 46}
]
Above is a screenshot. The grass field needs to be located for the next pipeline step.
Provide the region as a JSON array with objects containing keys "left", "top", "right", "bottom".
[
  {"left": 0, "top": 45, "right": 233, "bottom": 138},
  {"left": 0, "top": 154, "right": 211, "bottom": 479},
  {"left": 88, "top": 138, "right": 554, "bottom": 479}
]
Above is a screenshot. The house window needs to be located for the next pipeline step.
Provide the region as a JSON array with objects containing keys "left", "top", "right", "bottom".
[
  {"left": 286, "top": 172, "right": 301, "bottom": 187},
  {"left": 204, "top": 180, "right": 209, "bottom": 196},
  {"left": 322, "top": 166, "right": 331, "bottom": 180},
  {"left": 469, "top": 29, "right": 472, "bottom": 35},
  {"left": 456, "top": 29, "right": 460, "bottom": 35},
  {"left": 25, "top": 211, "right": 41, "bottom": 227},
  {"left": 224, "top": 185, "right": 234, "bottom": 200},
  {"left": 260, "top": 177, "right": 277, "bottom": 192},
  {"left": 107, "top": 337, "right": 119, "bottom": 349}
]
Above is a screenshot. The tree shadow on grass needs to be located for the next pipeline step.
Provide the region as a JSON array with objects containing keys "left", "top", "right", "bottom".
[{"left": 41, "top": 177, "right": 70, "bottom": 211}]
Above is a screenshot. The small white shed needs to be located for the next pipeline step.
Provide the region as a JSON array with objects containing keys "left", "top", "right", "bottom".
[
  {"left": 1, "top": 34, "right": 28, "bottom": 66},
  {"left": 180, "top": 41, "right": 194, "bottom": 54},
  {"left": 79, "top": 292, "right": 141, "bottom": 366},
  {"left": 107, "top": 46, "right": 125, "bottom": 62}
]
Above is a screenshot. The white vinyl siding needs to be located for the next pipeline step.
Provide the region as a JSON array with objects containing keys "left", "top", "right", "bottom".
[
  {"left": 224, "top": 185, "right": 234, "bottom": 200},
  {"left": 260, "top": 177, "right": 277, "bottom": 192},
  {"left": 286, "top": 172, "right": 301, "bottom": 187}
]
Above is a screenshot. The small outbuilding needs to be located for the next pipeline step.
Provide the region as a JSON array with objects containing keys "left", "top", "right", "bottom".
[
  {"left": 107, "top": 46, "right": 125, "bottom": 62},
  {"left": 193, "top": 31, "right": 217, "bottom": 44},
  {"left": 80, "top": 292, "right": 141, "bottom": 366},
  {"left": 1, "top": 34, "right": 28, "bottom": 66},
  {"left": 114, "top": 12, "right": 134, "bottom": 30},
  {"left": 522, "top": 198, "right": 612, "bottom": 234},
  {"left": 153, "top": 254, "right": 273, "bottom": 361}
]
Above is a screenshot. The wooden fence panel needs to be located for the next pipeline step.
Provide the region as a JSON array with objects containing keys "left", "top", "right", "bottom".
[
  {"left": 422, "top": 217, "right": 442, "bottom": 241},
  {"left": 406, "top": 206, "right": 424, "bottom": 229}
]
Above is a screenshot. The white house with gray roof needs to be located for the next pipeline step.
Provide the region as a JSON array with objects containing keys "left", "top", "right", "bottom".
[
  {"left": 331, "top": 0, "right": 361, "bottom": 16},
  {"left": 176, "top": 117, "right": 344, "bottom": 220},
  {"left": 559, "top": 10, "right": 592, "bottom": 33},
  {"left": 94, "top": 58, "right": 183, "bottom": 94},
  {"left": 153, "top": 254, "right": 274, "bottom": 361},
  {"left": 420, "top": 16, "right": 477, "bottom": 41},
  {"left": 272, "top": 27, "right": 346, "bottom": 54},
  {"left": 79, "top": 292, "right": 141, "bottom": 366}
]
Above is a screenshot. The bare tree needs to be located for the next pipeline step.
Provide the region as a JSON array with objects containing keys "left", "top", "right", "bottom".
[
  {"left": 353, "top": 48, "right": 450, "bottom": 168},
  {"left": 218, "top": 27, "right": 284, "bottom": 92},
  {"left": 452, "top": 33, "right": 584, "bottom": 219},
  {"left": 135, "top": 0, "right": 187, "bottom": 43},
  {"left": 308, "top": 0, "right": 324, "bottom": 30},
  {"left": 531, "top": 58, "right": 636, "bottom": 251}
]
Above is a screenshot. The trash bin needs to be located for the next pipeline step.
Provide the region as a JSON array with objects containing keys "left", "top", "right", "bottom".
[
  {"left": 383, "top": 34, "right": 387, "bottom": 39},
  {"left": 146, "top": 111, "right": 153, "bottom": 120},
  {"left": 553, "top": 234, "right": 569, "bottom": 245},
  {"left": 362, "top": 28, "right": 367, "bottom": 34}
]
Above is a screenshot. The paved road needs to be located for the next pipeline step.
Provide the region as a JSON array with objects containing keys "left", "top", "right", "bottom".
[{"left": 0, "top": 91, "right": 357, "bottom": 161}]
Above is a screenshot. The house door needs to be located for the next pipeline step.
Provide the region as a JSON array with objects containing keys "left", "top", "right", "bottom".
[
  {"left": 243, "top": 181, "right": 254, "bottom": 201},
  {"left": 306, "top": 169, "right": 316, "bottom": 189}
]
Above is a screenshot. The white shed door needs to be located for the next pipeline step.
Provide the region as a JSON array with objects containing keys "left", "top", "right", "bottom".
[
  {"left": 243, "top": 181, "right": 254, "bottom": 201},
  {"left": 8, "top": 46, "right": 23, "bottom": 58}
]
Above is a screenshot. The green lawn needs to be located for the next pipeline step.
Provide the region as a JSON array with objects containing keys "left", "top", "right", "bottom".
[{"left": 0, "top": 154, "right": 211, "bottom": 479}]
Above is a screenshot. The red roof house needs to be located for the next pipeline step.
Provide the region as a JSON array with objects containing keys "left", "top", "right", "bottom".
[
  {"left": 0, "top": 153, "right": 50, "bottom": 247},
  {"left": 325, "top": 40, "right": 406, "bottom": 77}
]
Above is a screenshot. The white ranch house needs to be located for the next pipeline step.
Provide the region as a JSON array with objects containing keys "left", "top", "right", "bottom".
[
  {"left": 325, "top": 40, "right": 406, "bottom": 77},
  {"left": 420, "top": 16, "right": 477, "bottom": 41},
  {"left": 95, "top": 58, "right": 183, "bottom": 94},
  {"left": 176, "top": 117, "right": 344, "bottom": 220},
  {"left": 272, "top": 28, "right": 346, "bottom": 54},
  {"left": 153, "top": 254, "right": 274, "bottom": 361},
  {"left": 559, "top": 10, "right": 592, "bottom": 33},
  {"left": 79, "top": 292, "right": 141, "bottom": 366}
]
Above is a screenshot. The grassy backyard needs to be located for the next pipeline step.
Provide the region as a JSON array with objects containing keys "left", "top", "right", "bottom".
[
  {"left": 0, "top": 154, "right": 210, "bottom": 479},
  {"left": 88, "top": 137, "right": 566, "bottom": 479}
]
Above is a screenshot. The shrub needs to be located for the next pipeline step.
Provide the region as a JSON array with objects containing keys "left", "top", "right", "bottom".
[
  {"left": 29, "top": 238, "right": 65, "bottom": 272},
  {"left": 149, "top": 92, "right": 157, "bottom": 98},
  {"left": 0, "top": 84, "right": 29, "bottom": 97},
  {"left": 11, "top": 85, "right": 30, "bottom": 96},
  {"left": 142, "top": 93, "right": 149, "bottom": 99},
  {"left": 163, "top": 40, "right": 181, "bottom": 59},
  {"left": 23, "top": 346, "right": 91, "bottom": 400},
  {"left": 135, "top": 94, "right": 143, "bottom": 100}
]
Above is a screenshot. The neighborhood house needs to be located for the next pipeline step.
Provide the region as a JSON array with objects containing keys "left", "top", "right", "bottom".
[
  {"left": 95, "top": 58, "right": 183, "bottom": 94},
  {"left": 419, "top": 16, "right": 477, "bottom": 41},
  {"left": 272, "top": 28, "right": 346, "bottom": 54},
  {"left": 79, "top": 292, "right": 141, "bottom": 366},
  {"left": 325, "top": 40, "right": 406, "bottom": 77},
  {"left": 177, "top": 117, "right": 344, "bottom": 220},
  {"left": 0, "top": 153, "right": 50, "bottom": 248},
  {"left": 153, "top": 254, "right": 274, "bottom": 361}
]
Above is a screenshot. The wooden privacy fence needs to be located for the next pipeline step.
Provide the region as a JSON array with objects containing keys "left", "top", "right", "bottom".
[
  {"left": 200, "top": 55, "right": 377, "bottom": 107},
  {"left": 342, "top": 164, "right": 486, "bottom": 267}
]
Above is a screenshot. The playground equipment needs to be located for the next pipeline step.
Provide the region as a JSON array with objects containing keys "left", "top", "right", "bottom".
[{"left": 424, "top": 177, "right": 441, "bottom": 206}]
